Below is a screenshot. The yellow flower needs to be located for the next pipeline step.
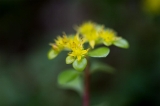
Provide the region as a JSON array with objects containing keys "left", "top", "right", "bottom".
[
  {"left": 77, "top": 22, "right": 103, "bottom": 48},
  {"left": 69, "top": 49, "right": 89, "bottom": 61},
  {"left": 100, "top": 29, "right": 117, "bottom": 46},
  {"left": 55, "top": 35, "right": 68, "bottom": 48},
  {"left": 143, "top": 0, "right": 160, "bottom": 14},
  {"left": 50, "top": 34, "right": 70, "bottom": 52},
  {"left": 68, "top": 34, "right": 89, "bottom": 61},
  {"left": 85, "top": 31, "right": 99, "bottom": 49},
  {"left": 77, "top": 21, "right": 95, "bottom": 34}
]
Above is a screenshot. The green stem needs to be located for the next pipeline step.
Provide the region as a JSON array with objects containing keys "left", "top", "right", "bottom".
[{"left": 83, "top": 59, "right": 90, "bottom": 106}]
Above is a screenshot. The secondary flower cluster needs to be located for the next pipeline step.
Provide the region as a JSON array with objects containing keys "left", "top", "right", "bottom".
[
  {"left": 49, "top": 34, "right": 89, "bottom": 61},
  {"left": 48, "top": 21, "right": 129, "bottom": 71},
  {"left": 143, "top": 0, "right": 160, "bottom": 15}
]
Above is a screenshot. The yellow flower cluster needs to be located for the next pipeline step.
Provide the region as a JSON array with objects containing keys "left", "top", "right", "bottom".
[
  {"left": 68, "top": 35, "right": 89, "bottom": 61},
  {"left": 49, "top": 21, "right": 128, "bottom": 61},
  {"left": 50, "top": 34, "right": 89, "bottom": 61},
  {"left": 100, "top": 29, "right": 117, "bottom": 46},
  {"left": 77, "top": 21, "right": 121, "bottom": 48},
  {"left": 50, "top": 35, "right": 68, "bottom": 52},
  {"left": 143, "top": 0, "right": 160, "bottom": 15},
  {"left": 77, "top": 22, "right": 102, "bottom": 48}
]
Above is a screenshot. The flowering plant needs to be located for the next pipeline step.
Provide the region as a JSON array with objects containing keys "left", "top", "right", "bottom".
[{"left": 48, "top": 21, "right": 129, "bottom": 106}]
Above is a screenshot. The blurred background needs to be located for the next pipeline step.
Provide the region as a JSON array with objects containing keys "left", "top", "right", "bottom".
[{"left": 0, "top": 0, "right": 160, "bottom": 106}]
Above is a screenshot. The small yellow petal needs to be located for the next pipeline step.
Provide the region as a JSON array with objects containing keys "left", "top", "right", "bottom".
[
  {"left": 77, "top": 56, "right": 81, "bottom": 61},
  {"left": 82, "top": 50, "right": 88, "bottom": 55},
  {"left": 89, "top": 40, "right": 95, "bottom": 48}
]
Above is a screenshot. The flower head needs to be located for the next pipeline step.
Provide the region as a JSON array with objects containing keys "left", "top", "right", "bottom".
[
  {"left": 49, "top": 35, "right": 68, "bottom": 52},
  {"left": 50, "top": 34, "right": 75, "bottom": 52},
  {"left": 68, "top": 34, "right": 89, "bottom": 61},
  {"left": 100, "top": 29, "right": 117, "bottom": 46},
  {"left": 77, "top": 21, "right": 95, "bottom": 34},
  {"left": 77, "top": 22, "right": 103, "bottom": 48},
  {"left": 48, "top": 21, "right": 129, "bottom": 72}
]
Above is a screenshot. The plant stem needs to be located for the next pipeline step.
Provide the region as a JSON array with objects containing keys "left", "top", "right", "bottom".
[{"left": 83, "top": 60, "right": 90, "bottom": 106}]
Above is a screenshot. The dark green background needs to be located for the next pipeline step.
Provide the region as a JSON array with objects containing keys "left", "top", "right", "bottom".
[{"left": 0, "top": 0, "right": 160, "bottom": 106}]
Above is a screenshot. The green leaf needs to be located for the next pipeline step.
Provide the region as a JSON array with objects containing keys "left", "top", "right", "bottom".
[
  {"left": 66, "top": 56, "right": 75, "bottom": 64},
  {"left": 58, "top": 76, "right": 83, "bottom": 96},
  {"left": 58, "top": 69, "right": 79, "bottom": 85},
  {"left": 72, "top": 58, "right": 87, "bottom": 71},
  {"left": 88, "top": 47, "right": 110, "bottom": 58},
  {"left": 48, "top": 49, "right": 58, "bottom": 59},
  {"left": 90, "top": 61, "right": 115, "bottom": 74},
  {"left": 113, "top": 38, "right": 129, "bottom": 49}
]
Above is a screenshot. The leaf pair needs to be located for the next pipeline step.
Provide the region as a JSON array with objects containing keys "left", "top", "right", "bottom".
[
  {"left": 66, "top": 56, "right": 87, "bottom": 72},
  {"left": 65, "top": 47, "right": 110, "bottom": 72}
]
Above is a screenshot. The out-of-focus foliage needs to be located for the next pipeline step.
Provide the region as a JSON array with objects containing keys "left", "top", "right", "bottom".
[{"left": 0, "top": 0, "right": 160, "bottom": 106}]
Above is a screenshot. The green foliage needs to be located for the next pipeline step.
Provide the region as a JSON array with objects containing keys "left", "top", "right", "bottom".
[
  {"left": 58, "top": 74, "right": 83, "bottom": 95},
  {"left": 113, "top": 38, "right": 129, "bottom": 49},
  {"left": 66, "top": 56, "right": 75, "bottom": 64},
  {"left": 48, "top": 49, "right": 58, "bottom": 59},
  {"left": 90, "top": 61, "right": 115, "bottom": 74},
  {"left": 58, "top": 69, "right": 79, "bottom": 85},
  {"left": 88, "top": 47, "right": 110, "bottom": 57},
  {"left": 72, "top": 58, "right": 87, "bottom": 71}
]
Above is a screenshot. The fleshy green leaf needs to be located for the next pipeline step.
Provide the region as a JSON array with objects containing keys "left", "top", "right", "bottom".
[
  {"left": 88, "top": 47, "right": 110, "bottom": 58},
  {"left": 90, "top": 61, "right": 115, "bottom": 74},
  {"left": 58, "top": 69, "right": 79, "bottom": 85},
  {"left": 72, "top": 58, "right": 87, "bottom": 71},
  {"left": 66, "top": 56, "right": 75, "bottom": 64},
  {"left": 48, "top": 49, "right": 58, "bottom": 59},
  {"left": 58, "top": 76, "right": 83, "bottom": 96},
  {"left": 113, "top": 38, "right": 129, "bottom": 49}
]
